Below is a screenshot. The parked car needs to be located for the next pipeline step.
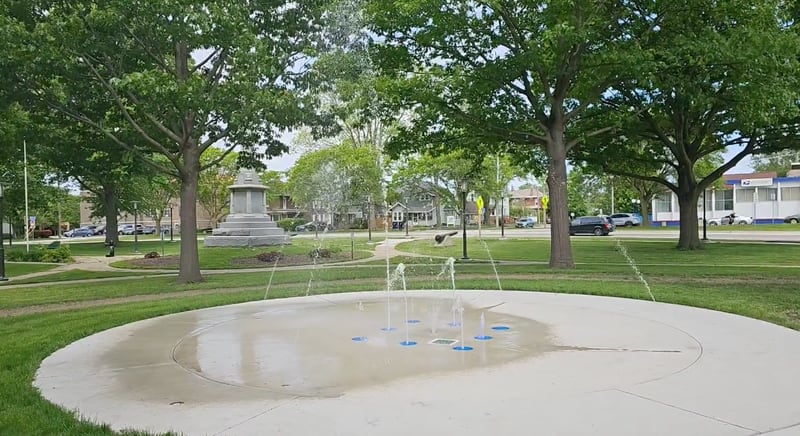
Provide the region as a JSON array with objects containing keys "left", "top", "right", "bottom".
[
  {"left": 515, "top": 217, "right": 537, "bottom": 228},
  {"left": 93, "top": 225, "right": 106, "bottom": 235},
  {"left": 784, "top": 213, "right": 800, "bottom": 224},
  {"left": 118, "top": 224, "right": 144, "bottom": 235},
  {"left": 598, "top": 215, "right": 616, "bottom": 232},
  {"left": 708, "top": 214, "right": 753, "bottom": 225},
  {"left": 296, "top": 221, "right": 328, "bottom": 232},
  {"left": 569, "top": 216, "right": 613, "bottom": 236},
  {"left": 66, "top": 227, "right": 94, "bottom": 237},
  {"left": 610, "top": 213, "right": 641, "bottom": 227},
  {"left": 141, "top": 225, "right": 157, "bottom": 235}
]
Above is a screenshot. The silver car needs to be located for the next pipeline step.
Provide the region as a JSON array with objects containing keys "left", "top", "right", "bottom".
[{"left": 609, "top": 213, "right": 641, "bottom": 227}]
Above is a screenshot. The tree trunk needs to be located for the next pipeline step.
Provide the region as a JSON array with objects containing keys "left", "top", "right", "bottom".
[
  {"left": 639, "top": 197, "right": 651, "bottom": 228},
  {"left": 102, "top": 185, "right": 119, "bottom": 246},
  {"left": 546, "top": 140, "right": 574, "bottom": 268},
  {"left": 676, "top": 187, "right": 701, "bottom": 250},
  {"left": 178, "top": 145, "right": 203, "bottom": 283}
]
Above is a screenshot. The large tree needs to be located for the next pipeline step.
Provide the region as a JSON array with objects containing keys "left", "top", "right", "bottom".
[
  {"left": 576, "top": 0, "right": 800, "bottom": 249},
  {"left": 4, "top": 1, "right": 325, "bottom": 282},
  {"left": 367, "top": 0, "right": 642, "bottom": 268},
  {"left": 197, "top": 148, "right": 237, "bottom": 229},
  {"left": 752, "top": 151, "right": 800, "bottom": 177},
  {"left": 286, "top": 141, "right": 383, "bottom": 228}
]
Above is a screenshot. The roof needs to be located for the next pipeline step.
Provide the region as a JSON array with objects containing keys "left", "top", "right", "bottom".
[
  {"left": 723, "top": 172, "right": 778, "bottom": 181},
  {"left": 509, "top": 187, "right": 544, "bottom": 199}
]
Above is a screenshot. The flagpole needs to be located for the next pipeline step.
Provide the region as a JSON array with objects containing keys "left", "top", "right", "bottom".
[{"left": 24, "top": 140, "right": 30, "bottom": 252}]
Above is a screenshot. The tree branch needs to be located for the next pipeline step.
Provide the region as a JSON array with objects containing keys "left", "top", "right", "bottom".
[{"left": 80, "top": 55, "right": 177, "bottom": 159}]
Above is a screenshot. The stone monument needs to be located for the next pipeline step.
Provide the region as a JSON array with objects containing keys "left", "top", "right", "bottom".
[{"left": 203, "top": 168, "right": 290, "bottom": 247}]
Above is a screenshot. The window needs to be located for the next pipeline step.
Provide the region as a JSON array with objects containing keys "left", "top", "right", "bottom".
[
  {"left": 736, "top": 188, "right": 754, "bottom": 203},
  {"left": 781, "top": 187, "right": 800, "bottom": 201},
  {"left": 715, "top": 189, "right": 734, "bottom": 210},
  {"left": 418, "top": 193, "right": 431, "bottom": 202},
  {"left": 655, "top": 194, "right": 672, "bottom": 213},
  {"left": 758, "top": 188, "right": 777, "bottom": 201}
]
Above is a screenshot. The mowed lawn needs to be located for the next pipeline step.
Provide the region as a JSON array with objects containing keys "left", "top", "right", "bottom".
[{"left": 0, "top": 237, "right": 799, "bottom": 435}]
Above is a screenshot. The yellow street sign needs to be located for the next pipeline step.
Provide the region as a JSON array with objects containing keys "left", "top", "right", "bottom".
[
  {"left": 476, "top": 195, "right": 484, "bottom": 211},
  {"left": 541, "top": 196, "right": 549, "bottom": 209}
]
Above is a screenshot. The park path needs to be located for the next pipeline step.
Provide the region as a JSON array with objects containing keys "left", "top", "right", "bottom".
[{"left": 2, "top": 237, "right": 445, "bottom": 287}]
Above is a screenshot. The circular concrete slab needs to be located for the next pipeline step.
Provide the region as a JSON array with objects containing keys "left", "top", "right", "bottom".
[{"left": 35, "top": 291, "right": 800, "bottom": 436}]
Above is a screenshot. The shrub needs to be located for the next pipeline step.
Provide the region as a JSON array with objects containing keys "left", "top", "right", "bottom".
[
  {"left": 7, "top": 250, "right": 43, "bottom": 262},
  {"left": 256, "top": 251, "right": 282, "bottom": 262},
  {"left": 278, "top": 218, "right": 306, "bottom": 232},
  {"left": 144, "top": 251, "right": 160, "bottom": 259},
  {"left": 7, "top": 246, "right": 72, "bottom": 263},
  {"left": 308, "top": 248, "right": 332, "bottom": 259},
  {"left": 40, "top": 246, "right": 72, "bottom": 263}
]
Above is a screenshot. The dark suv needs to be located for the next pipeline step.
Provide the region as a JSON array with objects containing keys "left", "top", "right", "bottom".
[{"left": 569, "top": 216, "right": 612, "bottom": 236}]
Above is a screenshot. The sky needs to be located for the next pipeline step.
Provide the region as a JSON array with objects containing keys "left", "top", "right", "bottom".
[{"left": 265, "top": 131, "right": 756, "bottom": 176}]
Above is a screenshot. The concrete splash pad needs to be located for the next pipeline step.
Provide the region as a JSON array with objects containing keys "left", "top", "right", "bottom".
[{"left": 35, "top": 291, "right": 800, "bottom": 435}]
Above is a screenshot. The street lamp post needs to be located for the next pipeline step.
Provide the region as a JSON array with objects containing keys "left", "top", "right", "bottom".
[
  {"left": 132, "top": 201, "right": 139, "bottom": 254},
  {"left": 500, "top": 192, "right": 505, "bottom": 238},
  {"left": 368, "top": 196, "right": 373, "bottom": 242},
  {"left": 460, "top": 181, "right": 469, "bottom": 260},
  {"left": 702, "top": 190, "right": 708, "bottom": 241},
  {"left": 0, "top": 183, "right": 7, "bottom": 281},
  {"left": 168, "top": 203, "right": 174, "bottom": 242},
  {"left": 404, "top": 195, "right": 409, "bottom": 237}
]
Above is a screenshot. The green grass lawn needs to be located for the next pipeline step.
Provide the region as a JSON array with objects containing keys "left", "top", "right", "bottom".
[
  {"left": 397, "top": 238, "right": 800, "bottom": 266},
  {"left": 4, "top": 270, "right": 163, "bottom": 285},
  {"left": 621, "top": 223, "right": 800, "bottom": 231},
  {"left": 3, "top": 262, "right": 61, "bottom": 277},
  {"left": 2, "top": 238, "right": 800, "bottom": 435}
]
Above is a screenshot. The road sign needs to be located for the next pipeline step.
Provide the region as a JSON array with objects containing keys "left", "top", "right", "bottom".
[
  {"left": 541, "top": 196, "right": 549, "bottom": 210},
  {"left": 476, "top": 196, "right": 484, "bottom": 212}
]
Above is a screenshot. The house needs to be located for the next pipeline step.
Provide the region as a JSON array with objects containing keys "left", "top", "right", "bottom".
[
  {"left": 651, "top": 166, "right": 800, "bottom": 225},
  {"left": 267, "top": 195, "right": 301, "bottom": 221},
  {"left": 387, "top": 190, "right": 480, "bottom": 229},
  {"left": 508, "top": 187, "right": 545, "bottom": 223},
  {"left": 387, "top": 192, "right": 439, "bottom": 229}
]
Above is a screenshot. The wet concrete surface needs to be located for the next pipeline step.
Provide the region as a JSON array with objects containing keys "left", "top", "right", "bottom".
[
  {"left": 35, "top": 291, "right": 800, "bottom": 435},
  {"left": 167, "top": 297, "right": 553, "bottom": 397}
]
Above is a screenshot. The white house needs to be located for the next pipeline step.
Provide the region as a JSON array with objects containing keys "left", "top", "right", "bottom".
[{"left": 651, "top": 165, "right": 800, "bottom": 225}]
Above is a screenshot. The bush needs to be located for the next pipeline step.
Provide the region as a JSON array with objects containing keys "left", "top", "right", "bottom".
[
  {"left": 144, "top": 251, "right": 160, "bottom": 259},
  {"left": 34, "top": 229, "right": 54, "bottom": 238},
  {"left": 41, "top": 246, "right": 72, "bottom": 263},
  {"left": 7, "top": 246, "right": 72, "bottom": 263},
  {"left": 347, "top": 219, "right": 367, "bottom": 229},
  {"left": 308, "top": 248, "right": 332, "bottom": 259},
  {"left": 278, "top": 218, "right": 306, "bottom": 232},
  {"left": 256, "top": 251, "right": 282, "bottom": 262}
]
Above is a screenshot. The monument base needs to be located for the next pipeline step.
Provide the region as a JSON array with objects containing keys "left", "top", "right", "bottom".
[{"left": 204, "top": 235, "right": 290, "bottom": 247}]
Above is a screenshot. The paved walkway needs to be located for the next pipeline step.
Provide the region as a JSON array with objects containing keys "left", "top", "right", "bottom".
[{"left": 4, "top": 238, "right": 434, "bottom": 286}]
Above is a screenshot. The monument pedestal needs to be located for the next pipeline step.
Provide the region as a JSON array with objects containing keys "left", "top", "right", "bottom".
[{"left": 204, "top": 169, "right": 290, "bottom": 248}]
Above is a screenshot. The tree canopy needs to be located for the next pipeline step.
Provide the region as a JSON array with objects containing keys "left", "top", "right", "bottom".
[
  {"left": 574, "top": 0, "right": 800, "bottom": 249},
  {"left": 367, "top": 0, "right": 645, "bottom": 268},
  {"left": 3, "top": 0, "right": 327, "bottom": 282}
]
